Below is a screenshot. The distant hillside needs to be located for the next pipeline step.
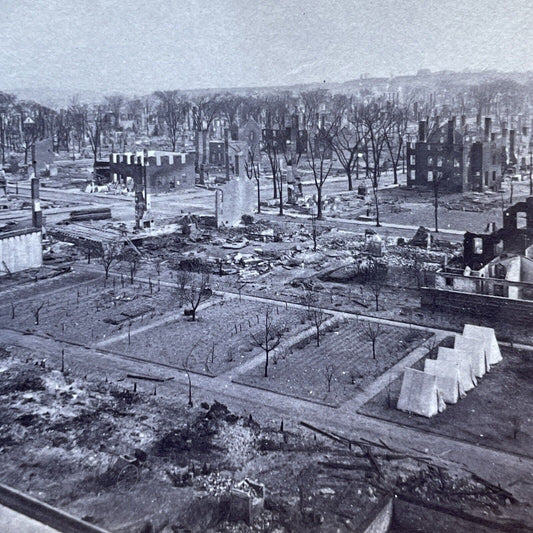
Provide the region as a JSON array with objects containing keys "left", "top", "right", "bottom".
[{"left": 5, "top": 69, "right": 533, "bottom": 109}]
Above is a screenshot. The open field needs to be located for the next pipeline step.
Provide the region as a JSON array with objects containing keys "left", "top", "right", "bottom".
[
  {"left": 236, "top": 319, "right": 429, "bottom": 406},
  {"left": 359, "top": 346, "right": 533, "bottom": 458}
]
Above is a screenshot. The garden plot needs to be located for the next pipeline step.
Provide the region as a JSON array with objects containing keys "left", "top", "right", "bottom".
[
  {"left": 104, "top": 299, "right": 310, "bottom": 375},
  {"left": 359, "top": 347, "right": 533, "bottom": 458},
  {"left": 236, "top": 319, "right": 428, "bottom": 406},
  {"left": 0, "top": 273, "right": 182, "bottom": 346}
]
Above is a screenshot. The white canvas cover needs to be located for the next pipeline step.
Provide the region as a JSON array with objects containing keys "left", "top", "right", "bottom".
[
  {"left": 454, "top": 334, "right": 488, "bottom": 378},
  {"left": 437, "top": 347, "right": 477, "bottom": 392},
  {"left": 462, "top": 324, "right": 502, "bottom": 365},
  {"left": 397, "top": 368, "right": 446, "bottom": 418},
  {"left": 424, "top": 359, "right": 464, "bottom": 404}
]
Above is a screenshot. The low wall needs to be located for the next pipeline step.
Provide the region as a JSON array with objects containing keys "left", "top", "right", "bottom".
[
  {"left": 421, "top": 287, "right": 533, "bottom": 328},
  {"left": 0, "top": 229, "right": 42, "bottom": 275}
]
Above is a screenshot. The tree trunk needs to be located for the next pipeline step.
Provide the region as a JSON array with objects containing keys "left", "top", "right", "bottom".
[
  {"left": 316, "top": 185, "right": 323, "bottom": 219},
  {"left": 375, "top": 294, "right": 379, "bottom": 311},
  {"left": 187, "top": 372, "right": 193, "bottom": 407},
  {"left": 347, "top": 169, "right": 353, "bottom": 191},
  {"left": 316, "top": 326, "right": 320, "bottom": 347},
  {"left": 272, "top": 170, "right": 278, "bottom": 199},
  {"left": 264, "top": 349, "right": 269, "bottom": 377},
  {"left": 278, "top": 172, "right": 283, "bottom": 216},
  {"left": 372, "top": 340, "right": 376, "bottom": 359},
  {"left": 257, "top": 180, "right": 261, "bottom": 213},
  {"left": 373, "top": 182, "right": 381, "bottom": 227},
  {"left": 393, "top": 165, "right": 398, "bottom": 185}
]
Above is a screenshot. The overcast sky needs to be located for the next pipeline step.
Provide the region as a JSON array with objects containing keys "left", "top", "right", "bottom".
[{"left": 1, "top": 0, "right": 533, "bottom": 94}]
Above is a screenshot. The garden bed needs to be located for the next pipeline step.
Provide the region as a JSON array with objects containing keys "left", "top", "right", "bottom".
[{"left": 236, "top": 319, "right": 429, "bottom": 406}]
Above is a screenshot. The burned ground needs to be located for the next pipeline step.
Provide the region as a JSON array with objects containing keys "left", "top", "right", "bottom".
[{"left": 0, "top": 345, "right": 529, "bottom": 533}]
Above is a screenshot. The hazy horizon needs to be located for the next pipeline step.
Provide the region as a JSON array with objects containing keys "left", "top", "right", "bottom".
[{"left": 1, "top": 0, "right": 533, "bottom": 95}]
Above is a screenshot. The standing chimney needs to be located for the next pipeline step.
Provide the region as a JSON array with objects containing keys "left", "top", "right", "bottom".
[
  {"left": 476, "top": 113, "right": 481, "bottom": 128},
  {"left": 418, "top": 121, "right": 426, "bottom": 142},
  {"left": 30, "top": 143, "right": 42, "bottom": 228},
  {"left": 461, "top": 115, "right": 466, "bottom": 128},
  {"left": 447, "top": 119, "right": 455, "bottom": 145},
  {"left": 510, "top": 129, "right": 516, "bottom": 163},
  {"left": 484, "top": 117, "right": 492, "bottom": 142},
  {"left": 31, "top": 176, "right": 42, "bottom": 228},
  {"left": 491, "top": 132, "right": 496, "bottom": 142}
]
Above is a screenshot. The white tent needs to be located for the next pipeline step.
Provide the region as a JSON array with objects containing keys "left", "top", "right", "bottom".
[
  {"left": 397, "top": 368, "right": 446, "bottom": 418},
  {"left": 454, "top": 334, "right": 488, "bottom": 378},
  {"left": 424, "top": 358, "right": 464, "bottom": 404},
  {"left": 437, "top": 347, "right": 477, "bottom": 392},
  {"left": 462, "top": 324, "right": 502, "bottom": 366}
]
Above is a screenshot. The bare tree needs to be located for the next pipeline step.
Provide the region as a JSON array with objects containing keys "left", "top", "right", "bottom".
[
  {"left": 330, "top": 95, "right": 365, "bottom": 191},
  {"left": 193, "top": 95, "right": 221, "bottom": 167},
  {"left": 302, "top": 291, "right": 327, "bottom": 347},
  {"left": 98, "top": 240, "right": 124, "bottom": 280},
  {"left": 121, "top": 246, "right": 141, "bottom": 285},
  {"left": 360, "top": 100, "right": 393, "bottom": 226},
  {"left": 155, "top": 90, "right": 188, "bottom": 151},
  {"left": 250, "top": 308, "right": 284, "bottom": 377},
  {"left": 308, "top": 121, "right": 336, "bottom": 219},
  {"left": 219, "top": 93, "right": 243, "bottom": 128},
  {"left": 178, "top": 266, "right": 211, "bottom": 322},
  {"left": 244, "top": 145, "right": 261, "bottom": 213},
  {"left": 86, "top": 105, "right": 106, "bottom": 163},
  {"left": 0, "top": 91, "right": 16, "bottom": 165},
  {"left": 21, "top": 113, "right": 39, "bottom": 166},
  {"left": 67, "top": 97, "right": 88, "bottom": 155},
  {"left": 105, "top": 94, "right": 124, "bottom": 129},
  {"left": 384, "top": 103, "right": 409, "bottom": 185},
  {"left": 262, "top": 94, "right": 292, "bottom": 213},
  {"left": 360, "top": 322, "right": 382, "bottom": 360},
  {"left": 366, "top": 258, "right": 387, "bottom": 311},
  {"left": 324, "top": 363, "right": 335, "bottom": 393},
  {"left": 32, "top": 302, "right": 45, "bottom": 326}
]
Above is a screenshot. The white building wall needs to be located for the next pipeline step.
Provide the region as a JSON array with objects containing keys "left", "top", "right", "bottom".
[{"left": 0, "top": 230, "right": 42, "bottom": 275}]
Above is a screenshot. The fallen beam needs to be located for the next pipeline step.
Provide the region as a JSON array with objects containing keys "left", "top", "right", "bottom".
[{"left": 126, "top": 373, "right": 173, "bottom": 383}]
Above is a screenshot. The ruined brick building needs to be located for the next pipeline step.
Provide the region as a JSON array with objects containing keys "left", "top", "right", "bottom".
[
  {"left": 109, "top": 150, "right": 196, "bottom": 193},
  {"left": 407, "top": 117, "right": 503, "bottom": 192},
  {"left": 421, "top": 197, "right": 533, "bottom": 325}
]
